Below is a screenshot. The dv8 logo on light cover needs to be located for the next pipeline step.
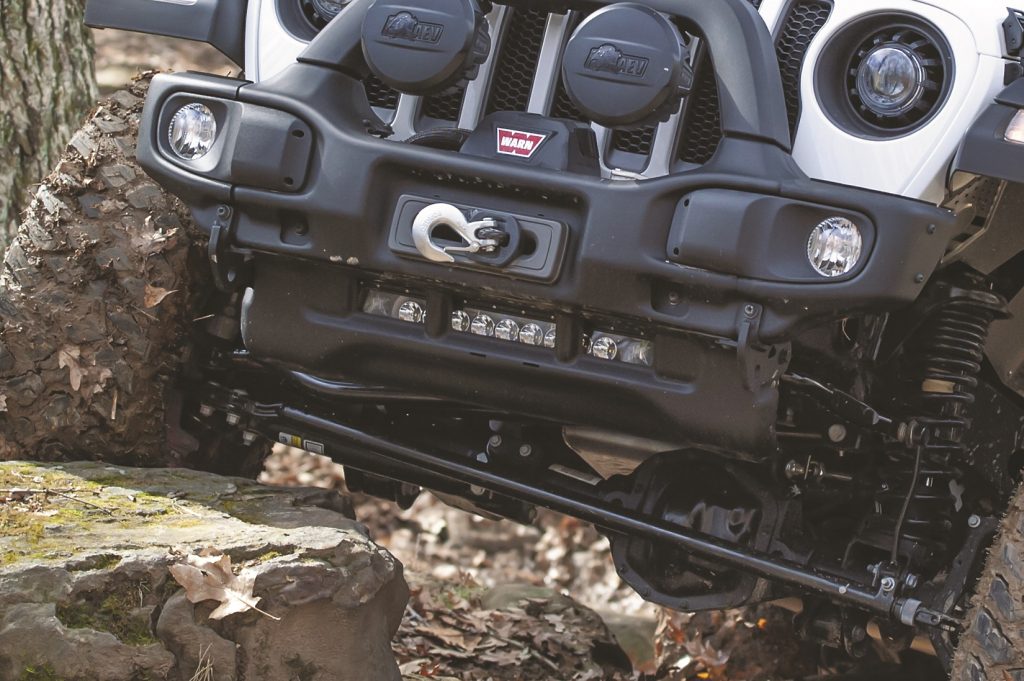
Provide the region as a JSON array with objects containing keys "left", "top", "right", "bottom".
[
  {"left": 382, "top": 11, "right": 444, "bottom": 43},
  {"left": 584, "top": 43, "right": 649, "bottom": 78}
]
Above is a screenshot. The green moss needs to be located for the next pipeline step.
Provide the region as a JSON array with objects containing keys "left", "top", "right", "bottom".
[
  {"left": 0, "top": 463, "right": 206, "bottom": 569},
  {"left": 67, "top": 554, "right": 121, "bottom": 572},
  {"left": 56, "top": 579, "right": 158, "bottom": 646},
  {"left": 80, "top": 475, "right": 130, "bottom": 488},
  {"left": 437, "top": 580, "right": 486, "bottom": 610},
  {"left": 18, "top": 664, "right": 65, "bottom": 681},
  {"left": 256, "top": 550, "right": 283, "bottom": 563}
]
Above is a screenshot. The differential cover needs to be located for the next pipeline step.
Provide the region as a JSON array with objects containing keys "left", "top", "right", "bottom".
[
  {"left": 561, "top": 4, "right": 692, "bottom": 128},
  {"left": 361, "top": 0, "right": 491, "bottom": 96}
]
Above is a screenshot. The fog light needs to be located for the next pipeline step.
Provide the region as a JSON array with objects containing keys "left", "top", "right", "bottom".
[
  {"left": 168, "top": 103, "right": 217, "bottom": 160},
  {"left": 807, "top": 217, "right": 863, "bottom": 278},
  {"left": 1006, "top": 110, "right": 1024, "bottom": 144},
  {"left": 543, "top": 328, "right": 557, "bottom": 349}
]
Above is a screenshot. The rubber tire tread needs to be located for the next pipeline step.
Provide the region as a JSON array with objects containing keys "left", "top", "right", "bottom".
[{"left": 951, "top": 482, "right": 1024, "bottom": 680}]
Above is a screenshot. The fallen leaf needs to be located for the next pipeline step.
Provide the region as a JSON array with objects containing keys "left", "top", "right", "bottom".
[
  {"left": 90, "top": 367, "right": 114, "bottom": 395},
  {"left": 144, "top": 285, "right": 177, "bottom": 308},
  {"left": 169, "top": 553, "right": 279, "bottom": 621},
  {"left": 57, "top": 345, "right": 83, "bottom": 392},
  {"left": 0, "top": 394, "right": 7, "bottom": 412}
]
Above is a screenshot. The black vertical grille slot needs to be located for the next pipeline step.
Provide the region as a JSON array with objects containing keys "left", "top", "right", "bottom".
[
  {"left": 423, "top": 87, "right": 467, "bottom": 122},
  {"left": 551, "top": 11, "right": 589, "bottom": 122},
  {"left": 486, "top": 8, "right": 549, "bottom": 114},
  {"left": 775, "top": 1, "right": 832, "bottom": 135},
  {"left": 611, "top": 127, "right": 656, "bottom": 155},
  {"left": 678, "top": 0, "right": 783, "bottom": 165},
  {"left": 551, "top": 82, "right": 587, "bottom": 121},
  {"left": 677, "top": 48, "right": 724, "bottom": 165},
  {"left": 364, "top": 74, "right": 400, "bottom": 110}
]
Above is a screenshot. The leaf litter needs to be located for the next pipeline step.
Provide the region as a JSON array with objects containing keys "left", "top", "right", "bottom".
[
  {"left": 261, "top": 448, "right": 816, "bottom": 680},
  {"left": 169, "top": 549, "right": 280, "bottom": 621}
]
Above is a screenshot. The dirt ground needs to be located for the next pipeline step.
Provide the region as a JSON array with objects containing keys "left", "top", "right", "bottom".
[{"left": 87, "top": 31, "right": 930, "bottom": 681}]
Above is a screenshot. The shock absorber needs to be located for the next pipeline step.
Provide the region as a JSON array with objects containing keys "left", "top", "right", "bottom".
[
  {"left": 884, "top": 283, "right": 1008, "bottom": 569},
  {"left": 915, "top": 284, "right": 1007, "bottom": 457}
]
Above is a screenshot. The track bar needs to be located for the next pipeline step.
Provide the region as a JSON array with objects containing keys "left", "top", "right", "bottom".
[{"left": 259, "top": 404, "right": 949, "bottom": 627}]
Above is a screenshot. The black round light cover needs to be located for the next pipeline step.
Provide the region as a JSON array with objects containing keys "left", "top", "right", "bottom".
[
  {"left": 361, "top": 0, "right": 490, "bottom": 96},
  {"left": 561, "top": 4, "right": 691, "bottom": 128}
]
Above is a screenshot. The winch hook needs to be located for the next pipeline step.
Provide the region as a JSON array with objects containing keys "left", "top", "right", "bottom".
[{"left": 412, "top": 203, "right": 502, "bottom": 263}]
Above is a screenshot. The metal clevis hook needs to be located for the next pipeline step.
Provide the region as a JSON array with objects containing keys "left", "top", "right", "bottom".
[{"left": 412, "top": 203, "right": 502, "bottom": 263}]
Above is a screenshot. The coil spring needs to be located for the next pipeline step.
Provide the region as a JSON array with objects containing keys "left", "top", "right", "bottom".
[
  {"left": 917, "top": 290, "right": 1004, "bottom": 456},
  {"left": 878, "top": 285, "right": 1005, "bottom": 569},
  {"left": 875, "top": 457, "right": 957, "bottom": 565}
]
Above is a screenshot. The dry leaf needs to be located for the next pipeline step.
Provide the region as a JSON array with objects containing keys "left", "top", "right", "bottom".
[
  {"left": 91, "top": 367, "right": 114, "bottom": 395},
  {"left": 169, "top": 553, "right": 279, "bottom": 621},
  {"left": 57, "top": 345, "right": 83, "bottom": 392},
  {"left": 0, "top": 394, "right": 7, "bottom": 412},
  {"left": 144, "top": 285, "right": 177, "bottom": 308}
]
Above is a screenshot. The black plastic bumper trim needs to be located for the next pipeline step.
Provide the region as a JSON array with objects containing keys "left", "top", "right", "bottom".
[
  {"left": 85, "top": 0, "right": 247, "bottom": 66},
  {"left": 953, "top": 78, "right": 1024, "bottom": 185}
]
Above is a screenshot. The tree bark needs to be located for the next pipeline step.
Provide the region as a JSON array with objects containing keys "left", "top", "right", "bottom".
[{"left": 0, "top": 0, "right": 97, "bottom": 245}]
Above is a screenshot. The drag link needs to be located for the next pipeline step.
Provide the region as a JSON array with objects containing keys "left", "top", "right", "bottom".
[{"left": 248, "top": 401, "right": 955, "bottom": 629}]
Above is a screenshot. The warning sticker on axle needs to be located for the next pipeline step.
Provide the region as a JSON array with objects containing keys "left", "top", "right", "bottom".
[{"left": 278, "top": 432, "right": 326, "bottom": 456}]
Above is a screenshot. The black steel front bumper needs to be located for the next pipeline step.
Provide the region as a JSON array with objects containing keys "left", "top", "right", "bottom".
[{"left": 135, "top": 0, "right": 958, "bottom": 455}]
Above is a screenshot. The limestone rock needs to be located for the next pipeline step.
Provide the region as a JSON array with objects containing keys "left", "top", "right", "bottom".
[{"left": 0, "top": 461, "right": 409, "bottom": 681}]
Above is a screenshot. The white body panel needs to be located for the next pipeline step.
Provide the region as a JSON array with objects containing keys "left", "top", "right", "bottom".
[
  {"left": 787, "top": 0, "right": 1011, "bottom": 203},
  {"left": 245, "top": 0, "right": 1021, "bottom": 203}
]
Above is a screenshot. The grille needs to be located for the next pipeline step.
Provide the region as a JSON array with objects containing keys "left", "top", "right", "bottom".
[
  {"left": 485, "top": 8, "right": 549, "bottom": 114},
  {"left": 776, "top": 1, "right": 833, "bottom": 135},
  {"left": 364, "top": 74, "right": 399, "bottom": 110},
  {"left": 354, "top": 0, "right": 820, "bottom": 174},
  {"left": 551, "top": 80, "right": 587, "bottom": 122},
  {"left": 551, "top": 11, "right": 589, "bottom": 122},
  {"left": 423, "top": 87, "right": 467, "bottom": 122},
  {"left": 611, "top": 127, "right": 656, "bottom": 155},
  {"left": 677, "top": 52, "right": 724, "bottom": 165},
  {"left": 679, "top": 0, "right": 822, "bottom": 164}
]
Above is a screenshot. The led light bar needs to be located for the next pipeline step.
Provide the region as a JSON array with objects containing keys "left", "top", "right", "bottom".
[
  {"left": 363, "top": 290, "right": 428, "bottom": 324},
  {"left": 363, "top": 290, "right": 654, "bottom": 366},
  {"left": 586, "top": 332, "right": 653, "bottom": 366},
  {"left": 455, "top": 307, "right": 557, "bottom": 349}
]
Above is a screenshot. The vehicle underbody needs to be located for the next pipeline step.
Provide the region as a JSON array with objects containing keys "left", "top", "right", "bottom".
[{"left": 78, "top": 0, "right": 1024, "bottom": 672}]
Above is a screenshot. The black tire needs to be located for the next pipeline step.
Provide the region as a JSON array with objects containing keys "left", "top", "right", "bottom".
[
  {"left": 0, "top": 79, "right": 269, "bottom": 473},
  {"left": 951, "top": 484, "right": 1024, "bottom": 679}
]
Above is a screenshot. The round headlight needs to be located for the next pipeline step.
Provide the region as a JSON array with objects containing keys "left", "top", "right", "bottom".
[
  {"left": 168, "top": 103, "right": 217, "bottom": 160},
  {"left": 808, "top": 217, "right": 863, "bottom": 278},
  {"left": 311, "top": 0, "right": 347, "bottom": 23},
  {"left": 855, "top": 45, "right": 924, "bottom": 116}
]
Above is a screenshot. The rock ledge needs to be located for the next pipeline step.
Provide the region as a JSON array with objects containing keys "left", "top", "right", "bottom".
[{"left": 0, "top": 461, "right": 408, "bottom": 681}]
